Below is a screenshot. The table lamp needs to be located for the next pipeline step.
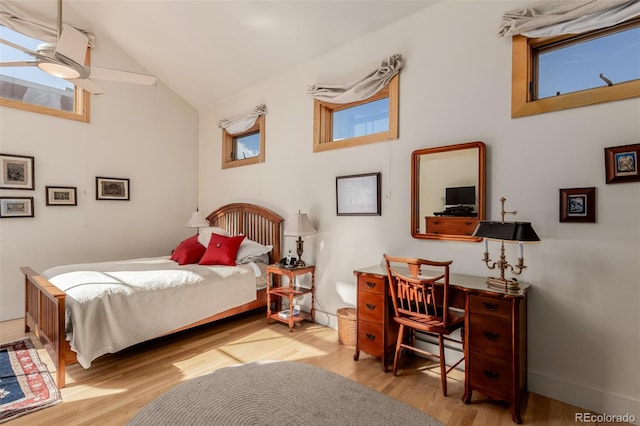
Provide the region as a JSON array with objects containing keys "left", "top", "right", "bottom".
[
  {"left": 472, "top": 197, "right": 540, "bottom": 291},
  {"left": 284, "top": 211, "right": 317, "bottom": 267},
  {"left": 186, "top": 210, "right": 209, "bottom": 234}
]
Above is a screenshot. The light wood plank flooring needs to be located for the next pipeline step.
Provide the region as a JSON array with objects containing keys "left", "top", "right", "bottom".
[{"left": 0, "top": 311, "right": 600, "bottom": 425}]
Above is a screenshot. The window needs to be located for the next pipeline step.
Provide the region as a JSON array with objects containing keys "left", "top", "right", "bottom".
[
  {"left": 511, "top": 19, "right": 640, "bottom": 117},
  {"left": 0, "top": 26, "right": 90, "bottom": 122},
  {"left": 221, "top": 115, "right": 265, "bottom": 169},
  {"left": 313, "top": 74, "right": 398, "bottom": 152}
]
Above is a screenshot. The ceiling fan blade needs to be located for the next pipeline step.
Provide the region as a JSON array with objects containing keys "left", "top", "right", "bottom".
[
  {"left": 0, "top": 60, "right": 39, "bottom": 67},
  {"left": 89, "top": 66, "right": 157, "bottom": 86},
  {"left": 55, "top": 24, "right": 89, "bottom": 65},
  {"left": 66, "top": 77, "right": 105, "bottom": 95},
  {"left": 0, "top": 38, "right": 39, "bottom": 57}
]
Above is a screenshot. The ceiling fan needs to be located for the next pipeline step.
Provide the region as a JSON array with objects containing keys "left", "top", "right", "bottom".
[{"left": 0, "top": 0, "right": 156, "bottom": 95}]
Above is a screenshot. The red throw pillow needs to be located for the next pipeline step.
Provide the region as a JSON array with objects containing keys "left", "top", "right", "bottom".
[
  {"left": 170, "top": 235, "right": 206, "bottom": 265},
  {"left": 199, "top": 234, "right": 246, "bottom": 266}
]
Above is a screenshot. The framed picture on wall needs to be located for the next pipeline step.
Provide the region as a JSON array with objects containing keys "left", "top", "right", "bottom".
[
  {"left": 604, "top": 143, "right": 640, "bottom": 184},
  {"left": 0, "top": 197, "right": 34, "bottom": 218},
  {"left": 96, "top": 177, "right": 130, "bottom": 200},
  {"left": 336, "top": 172, "right": 381, "bottom": 216},
  {"left": 46, "top": 186, "right": 77, "bottom": 206},
  {"left": 0, "top": 153, "right": 34, "bottom": 190},
  {"left": 559, "top": 187, "right": 596, "bottom": 223}
]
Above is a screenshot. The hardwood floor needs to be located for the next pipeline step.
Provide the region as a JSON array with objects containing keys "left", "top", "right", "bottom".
[{"left": 0, "top": 311, "right": 597, "bottom": 425}]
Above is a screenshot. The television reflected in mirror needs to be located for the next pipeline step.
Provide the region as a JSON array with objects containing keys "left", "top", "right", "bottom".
[{"left": 411, "top": 141, "right": 486, "bottom": 242}]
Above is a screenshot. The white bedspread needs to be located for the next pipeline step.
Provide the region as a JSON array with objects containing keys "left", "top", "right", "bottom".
[{"left": 42, "top": 256, "right": 259, "bottom": 368}]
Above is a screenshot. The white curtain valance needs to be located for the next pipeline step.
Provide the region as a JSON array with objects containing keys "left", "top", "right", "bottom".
[
  {"left": 307, "top": 53, "right": 404, "bottom": 104},
  {"left": 0, "top": 1, "right": 96, "bottom": 47},
  {"left": 217, "top": 104, "right": 267, "bottom": 135},
  {"left": 498, "top": 0, "right": 640, "bottom": 37}
]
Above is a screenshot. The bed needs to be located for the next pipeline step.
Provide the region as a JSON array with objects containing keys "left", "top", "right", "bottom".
[{"left": 20, "top": 202, "right": 283, "bottom": 388}]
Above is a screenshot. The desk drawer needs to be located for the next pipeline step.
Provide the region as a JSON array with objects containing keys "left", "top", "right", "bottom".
[
  {"left": 469, "top": 351, "right": 513, "bottom": 399},
  {"left": 357, "top": 319, "right": 384, "bottom": 357},
  {"left": 469, "top": 313, "right": 512, "bottom": 358},
  {"left": 358, "top": 275, "right": 385, "bottom": 295},
  {"left": 469, "top": 295, "right": 512, "bottom": 320},
  {"left": 357, "top": 291, "right": 385, "bottom": 323}
]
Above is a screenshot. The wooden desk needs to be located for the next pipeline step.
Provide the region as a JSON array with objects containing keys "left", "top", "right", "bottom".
[{"left": 353, "top": 264, "right": 529, "bottom": 424}]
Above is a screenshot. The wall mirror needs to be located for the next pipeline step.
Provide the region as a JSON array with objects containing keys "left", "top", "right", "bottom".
[{"left": 411, "top": 141, "right": 486, "bottom": 241}]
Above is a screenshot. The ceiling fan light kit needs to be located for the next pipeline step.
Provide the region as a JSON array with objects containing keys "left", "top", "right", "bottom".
[{"left": 0, "top": 0, "right": 157, "bottom": 94}]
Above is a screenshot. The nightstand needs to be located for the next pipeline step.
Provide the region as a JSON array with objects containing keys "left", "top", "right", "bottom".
[{"left": 266, "top": 264, "right": 315, "bottom": 332}]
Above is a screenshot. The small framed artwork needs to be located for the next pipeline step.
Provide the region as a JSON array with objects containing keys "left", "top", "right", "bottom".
[
  {"left": 46, "top": 186, "right": 77, "bottom": 206},
  {"left": 0, "top": 153, "right": 34, "bottom": 190},
  {"left": 559, "top": 187, "right": 596, "bottom": 223},
  {"left": 96, "top": 177, "right": 130, "bottom": 200},
  {"left": 0, "top": 197, "right": 34, "bottom": 218},
  {"left": 604, "top": 143, "right": 640, "bottom": 184},
  {"left": 336, "top": 172, "right": 381, "bottom": 216}
]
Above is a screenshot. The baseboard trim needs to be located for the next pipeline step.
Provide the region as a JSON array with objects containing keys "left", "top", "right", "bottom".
[{"left": 528, "top": 369, "right": 639, "bottom": 425}]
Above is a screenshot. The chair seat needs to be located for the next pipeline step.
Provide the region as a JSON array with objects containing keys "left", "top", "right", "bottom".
[{"left": 394, "top": 310, "right": 464, "bottom": 335}]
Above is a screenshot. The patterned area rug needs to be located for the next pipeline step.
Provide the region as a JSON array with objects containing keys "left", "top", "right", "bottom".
[
  {"left": 0, "top": 338, "right": 61, "bottom": 423},
  {"left": 128, "top": 361, "right": 443, "bottom": 425}
]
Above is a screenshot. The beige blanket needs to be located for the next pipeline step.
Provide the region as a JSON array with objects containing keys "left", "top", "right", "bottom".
[{"left": 43, "top": 256, "right": 259, "bottom": 368}]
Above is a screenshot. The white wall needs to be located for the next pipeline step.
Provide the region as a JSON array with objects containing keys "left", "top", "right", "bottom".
[
  {"left": 199, "top": 1, "right": 639, "bottom": 420},
  {"left": 0, "top": 23, "right": 199, "bottom": 320}
]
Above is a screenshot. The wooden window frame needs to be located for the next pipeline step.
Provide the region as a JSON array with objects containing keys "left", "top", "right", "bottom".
[
  {"left": 313, "top": 74, "right": 399, "bottom": 152},
  {"left": 221, "top": 115, "right": 265, "bottom": 169},
  {"left": 0, "top": 47, "right": 91, "bottom": 123},
  {"left": 511, "top": 19, "right": 640, "bottom": 118}
]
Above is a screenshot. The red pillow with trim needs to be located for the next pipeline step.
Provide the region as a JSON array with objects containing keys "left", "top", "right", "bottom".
[
  {"left": 199, "top": 233, "right": 246, "bottom": 266},
  {"left": 170, "top": 235, "right": 206, "bottom": 265}
]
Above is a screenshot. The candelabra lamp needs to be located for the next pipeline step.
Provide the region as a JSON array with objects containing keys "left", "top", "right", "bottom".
[
  {"left": 284, "top": 210, "right": 317, "bottom": 267},
  {"left": 472, "top": 197, "right": 540, "bottom": 291}
]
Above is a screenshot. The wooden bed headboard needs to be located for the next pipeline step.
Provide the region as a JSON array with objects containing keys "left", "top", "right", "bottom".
[{"left": 206, "top": 203, "right": 283, "bottom": 263}]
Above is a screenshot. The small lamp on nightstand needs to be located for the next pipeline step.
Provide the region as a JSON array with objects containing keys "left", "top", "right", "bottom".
[
  {"left": 186, "top": 210, "right": 209, "bottom": 234},
  {"left": 284, "top": 210, "right": 317, "bottom": 267}
]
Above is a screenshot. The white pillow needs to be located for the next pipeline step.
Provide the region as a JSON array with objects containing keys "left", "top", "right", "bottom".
[
  {"left": 236, "top": 238, "right": 273, "bottom": 264},
  {"left": 197, "top": 227, "right": 230, "bottom": 247}
]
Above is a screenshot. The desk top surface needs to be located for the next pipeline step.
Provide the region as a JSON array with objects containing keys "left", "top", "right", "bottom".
[{"left": 354, "top": 264, "right": 529, "bottom": 298}]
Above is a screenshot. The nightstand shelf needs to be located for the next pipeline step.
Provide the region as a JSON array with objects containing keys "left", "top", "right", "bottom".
[{"left": 266, "top": 264, "right": 315, "bottom": 332}]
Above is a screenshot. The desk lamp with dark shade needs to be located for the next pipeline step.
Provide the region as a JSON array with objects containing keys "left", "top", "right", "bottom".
[
  {"left": 284, "top": 211, "right": 317, "bottom": 267},
  {"left": 472, "top": 197, "right": 540, "bottom": 291}
]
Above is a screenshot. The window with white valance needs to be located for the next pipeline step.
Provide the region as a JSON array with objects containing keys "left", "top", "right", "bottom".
[
  {"left": 308, "top": 54, "right": 403, "bottom": 152},
  {"left": 501, "top": 0, "right": 640, "bottom": 117},
  {"left": 218, "top": 104, "right": 267, "bottom": 169}
]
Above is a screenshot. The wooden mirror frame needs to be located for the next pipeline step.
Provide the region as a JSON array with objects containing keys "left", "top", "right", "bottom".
[{"left": 411, "top": 141, "right": 486, "bottom": 242}]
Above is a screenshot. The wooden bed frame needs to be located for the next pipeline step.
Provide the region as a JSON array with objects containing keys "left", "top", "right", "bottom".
[{"left": 21, "top": 202, "right": 283, "bottom": 388}]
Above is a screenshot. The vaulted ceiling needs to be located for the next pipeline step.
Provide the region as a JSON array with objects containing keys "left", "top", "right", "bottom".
[{"left": 52, "top": 1, "right": 432, "bottom": 109}]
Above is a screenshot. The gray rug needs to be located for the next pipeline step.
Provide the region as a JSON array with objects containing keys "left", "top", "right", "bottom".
[{"left": 128, "top": 361, "right": 443, "bottom": 426}]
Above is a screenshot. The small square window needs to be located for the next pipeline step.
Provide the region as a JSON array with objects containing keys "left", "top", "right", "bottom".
[{"left": 222, "top": 116, "right": 265, "bottom": 169}]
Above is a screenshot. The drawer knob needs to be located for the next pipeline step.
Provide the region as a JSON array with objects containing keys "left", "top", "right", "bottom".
[
  {"left": 366, "top": 303, "right": 376, "bottom": 311},
  {"left": 483, "top": 369, "right": 499, "bottom": 381},
  {"left": 483, "top": 331, "right": 499, "bottom": 341},
  {"left": 366, "top": 333, "right": 376, "bottom": 341},
  {"left": 483, "top": 302, "right": 498, "bottom": 312},
  {"left": 465, "top": 221, "right": 472, "bottom": 225},
  {"left": 433, "top": 220, "right": 440, "bottom": 224},
  {"left": 366, "top": 281, "right": 377, "bottom": 289}
]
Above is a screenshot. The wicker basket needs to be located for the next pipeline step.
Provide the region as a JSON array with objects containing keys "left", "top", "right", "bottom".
[{"left": 336, "top": 307, "right": 357, "bottom": 346}]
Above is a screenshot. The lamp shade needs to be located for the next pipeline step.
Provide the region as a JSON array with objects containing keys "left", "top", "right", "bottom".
[
  {"left": 284, "top": 212, "right": 317, "bottom": 237},
  {"left": 186, "top": 211, "right": 209, "bottom": 228},
  {"left": 472, "top": 221, "right": 540, "bottom": 242}
]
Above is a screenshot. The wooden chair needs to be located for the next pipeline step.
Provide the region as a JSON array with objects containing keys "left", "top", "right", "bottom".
[{"left": 383, "top": 254, "right": 465, "bottom": 396}]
